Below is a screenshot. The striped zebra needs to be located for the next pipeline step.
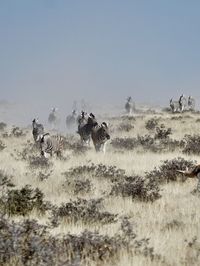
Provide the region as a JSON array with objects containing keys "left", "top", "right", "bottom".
[
  {"left": 66, "top": 110, "right": 77, "bottom": 129},
  {"left": 32, "top": 118, "right": 44, "bottom": 142},
  {"left": 177, "top": 165, "right": 200, "bottom": 193},
  {"left": 188, "top": 96, "right": 195, "bottom": 111},
  {"left": 125, "top": 97, "right": 135, "bottom": 115},
  {"left": 91, "top": 122, "right": 110, "bottom": 153},
  {"left": 77, "top": 113, "right": 97, "bottom": 145},
  {"left": 179, "top": 94, "right": 187, "bottom": 112},
  {"left": 169, "top": 98, "right": 181, "bottom": 113},
  {"left": 77, "top": 111, "right": 88, "bottom": 127},
  {"left": 48, "top": 108, "right": 60, "bottom": 130},
  {"left": 40, "top": 133, "right": 63, "bottom": 158}
]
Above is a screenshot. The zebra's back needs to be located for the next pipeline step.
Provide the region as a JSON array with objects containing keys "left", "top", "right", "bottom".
[{"left": 40, "top": 133, "right": 63, "bottom": 157}]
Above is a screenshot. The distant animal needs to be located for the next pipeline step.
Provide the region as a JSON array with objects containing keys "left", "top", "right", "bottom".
[
  {"left": 77, "top": 111, "right": 88, "bottom": 128},
  {"left": 77, "top": 113, "right": 97, "bottom": 145},
  {"left": 179, "top": 94, "right": 187, "bottom": 112},
  {"left": 32, "top": 118, "right": 44, "bottom": 142},
  {"left": 125, "top": 97, "right": 135, "bottom": 115},
  {"left": 169, "top": 98, "right": 181, "bottom": 113},
  {"left": 188, "top": 96, "right": 195, "bottom": 111},
  {"left": 177, "top": 165, "right": 200, "bottom": 192},
  {"left": 91, "top": 122, "right": 110, "bottom": 153},
  {"left": 48, "top": 108, "right": 60, "bottom": 129},
  {"left": 66, "top": 110, "right": 77, "bottom": 129},
  {"left": 40, "top": 133, "right": 63, "bottom": 158}
]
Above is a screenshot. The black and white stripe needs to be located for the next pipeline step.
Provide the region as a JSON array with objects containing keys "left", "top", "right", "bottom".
[
  {"left": 40, "top": 133, "right": 63, "bottom": 158},
  {"left": 188, "top": 96, "right": 195, "bottom": 111},
  {"left": 91, "top": 122, "right": 110, "bottom": 153},
  {"left": 179, "top": 94, "right": 187, "bottom": 112},
  {"left": 125, "top": 97, "right": 135, "bottom": 115},
  {"left": 169, "top": 98, "right": 181, "bottom": 113},
  {"left": 32, "top": 118, "right": 44, "bottom": 142},
  {"left": 77, "top": 112, "right": 95, "bottom": 145}
]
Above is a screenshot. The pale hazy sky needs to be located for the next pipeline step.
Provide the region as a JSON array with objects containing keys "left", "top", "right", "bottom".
[{"left": 0, "top": 0, "right": 200, "bottom": 111}]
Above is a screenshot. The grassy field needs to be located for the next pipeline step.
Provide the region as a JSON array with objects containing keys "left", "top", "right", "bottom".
[{"left": 1, "top": 109, "right": 200, "bottom": 266}]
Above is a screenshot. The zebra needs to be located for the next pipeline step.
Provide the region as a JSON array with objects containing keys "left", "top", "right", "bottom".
[
  {"left": 188, "top": 96, "right": 195, "bottom": 111},
  {"left": 177, "top": 164, "right": 200, "bottom": 193},
  {"left": 66, "top": 110, "right": 77, "bottom": 129},
  {"left": 32, "top": 118, "right": 44, "bottom": 142},
  {"left": 169, "top": 98, "right": 181, "bottom": 113},
  {"left": 40, "top": 133, "right": 63, "bottom": 158},
  {"left": 91, "top": 122, "right": 110, "bottom": 153},
  {"left": 77, "top": 113, "right": 97, "bottom": 145},
  {"left": 77, "top": 111, "right": 88, "bottom": 128},
  {"left": 179, "top": 94, "right": 187, "bottom": 112},
  {"left": 125, "top": 97, "right": 135, "bottom": 115},
  {"left": 48, "top": 108, "right": 60, "bottom": 130}
]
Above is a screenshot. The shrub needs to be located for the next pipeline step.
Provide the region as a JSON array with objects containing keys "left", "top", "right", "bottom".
[
  {"left": 110, "top": 175, "right": 160, "bottom": 202},
  {"left": 0, "top": 217, "right": 161, "bottom": 266},
  {"left": 50, "top": 198, "right": 117, "bottom": 226},
  {"left": 182, "top": 134, "right": 200, "bottom": 155},
  {"left": 146, "top": 157, "right": 196, "bottom": 183},
  {"left": 145, "top": 118, "right": 159, "bottom": 130},
  {"left": 0, "top": 185, "right": 51, "bottom": 216}
]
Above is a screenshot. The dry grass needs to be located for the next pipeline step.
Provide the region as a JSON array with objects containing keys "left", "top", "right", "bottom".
[{"left": 1, "top": 110, "right": 200, "bottom": 265}]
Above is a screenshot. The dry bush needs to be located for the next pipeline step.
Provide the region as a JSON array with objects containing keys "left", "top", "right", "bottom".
[
  {"left": 117, "top": 122, "right": 134, "bottom": 132},
  {"left": 62, "top": 135, "right": 90, "bottom": 154},
  {"left": 111, "top": 137, "right": 138, "bottom": 150},
  {"left": 37, "top": 170, "right": 53, "bottom": 181},
  {"left": 0, "top": 216, "right": 163, "bottom": 266},
  {"left": 146, "top": 157, "right": 196, "bottom": 184},
  {"left": 11, "top": 126, "right": 26, "bottom": 137},
  {"left": 0, "top": 140, "right": 6, "bottom": 151},
  {"left": 154, "top": 124, "right": 172, "bottom": 139},
  {"left": 182, "top": 134, "right": 200, "bottom": 155},
  {"left": 64, "top": 177, "right": 92, "bottom": 194},
  {"left": 111, "top": 134, "right": 181, "bottom": 153},
  {"left": 120, "top": 115, "right": 136, "bottom": 122},
  {"left": 110, "top": 174, "right": 160, "bottom": 202},
  {"left": 171, "top": 116, "right": 183, "bottom": 120},
  {"left": 15, "top": 142, "right": 38, "bottom": 161},
  {"left": 50, "top": 198, "right": 117, "bottom": 226},
  {"left": 63, "top": 163, "right": 125, "bottom": 181},
  {"left": 145, "top": 118, "right": 159, "bottom": 130},
  {"left": 0, "top": 185, "right": 51, "bottom": 216},
  {"left": 29, "top": 156, "right": 53, "bottom": 169},
  {"left": 162, "top": 219, "right": 184, "bottom": 231}
]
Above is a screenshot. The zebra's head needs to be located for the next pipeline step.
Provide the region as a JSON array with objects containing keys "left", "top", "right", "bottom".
[
  {"left": 72, "top": 109, "right": 77, "bottom": 116},
  {"left": 88, "top": 113, "right": 98, "bottom": 127},
  {"left": 127, "top": 96, "right": 132, "bottom": 102},
  {"left": 101, "top": 122, "right": 110, "bottom": 140}
]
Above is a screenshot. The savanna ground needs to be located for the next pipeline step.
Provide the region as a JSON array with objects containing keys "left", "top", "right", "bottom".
[{"left": 1, "top": 107, "right": 200, "bottom": 266}]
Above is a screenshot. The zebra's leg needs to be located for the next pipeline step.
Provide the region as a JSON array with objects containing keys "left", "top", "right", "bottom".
[
  {"left": 196, "top": 173, "right": 200, "bottom": 193},
  {"left": 102, "top": 143, "right": 107, "bottom": 154}
]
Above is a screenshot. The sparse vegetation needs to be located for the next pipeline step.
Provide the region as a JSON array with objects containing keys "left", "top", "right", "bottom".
[{"left": 1, "top": 110, "right": 200, "bottom": 265}]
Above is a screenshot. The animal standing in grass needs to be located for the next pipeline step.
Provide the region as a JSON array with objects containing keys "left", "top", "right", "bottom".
[
  {"left": 48, "top": 108, "right": 60, "bottom": 130},
  {"left": 125, "top": 97, "right": 135, "bottom": 115},
  {"left": 77, "top": 113, "right": 96, "bottom": 145},
  {"left": 91, "top": 122, "right": 110, "bottom": 153},
  {"left": 188, "top": 96, "right": 195, "bottom": 111},
  {"left": 169, "top": 98, "right": 181, "bottom": 113},
  {"left": 32, "top": 118, "right": 44, "bottom": 142},
  {"left": 40, "top": 133, "right": 63, "bottom": 158},
  {"left": 179, "top": 94, "right": 187, "bottom": 112}
]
